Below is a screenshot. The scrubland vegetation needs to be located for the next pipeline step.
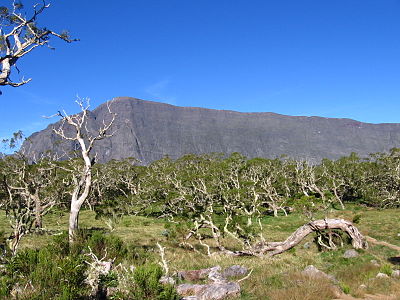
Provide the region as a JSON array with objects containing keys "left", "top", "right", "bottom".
[
  {"left": 1, "top": 150, "right": 400, "bottom": 299},
  {"left": 1, "top": 1, "right": 399, "bottom": 299}
]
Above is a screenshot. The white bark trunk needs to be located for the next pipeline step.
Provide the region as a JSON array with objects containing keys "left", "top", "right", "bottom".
[
  {"left": 69, "top": 205, "right": 80, "bottom": 242},
  {"left": 220, "top": 219, "right": 368, "bottom": 257}
]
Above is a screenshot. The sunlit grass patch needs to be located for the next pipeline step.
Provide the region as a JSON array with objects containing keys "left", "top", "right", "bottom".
[{"left": 1, "top": 207, "right": 400, "bottom": 299}]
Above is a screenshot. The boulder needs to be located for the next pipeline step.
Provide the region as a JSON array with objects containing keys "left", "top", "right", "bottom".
[
  {"left": 177, "top": 284, "right": 206, "bottom": 296},
  {"left": 197, "top": 282, "right": 241, "bottom": 300},
  {"left": 343, "top": 249, "right": 359, "bottom": 258},
  {"left": 391, "top": 270, "right": 400, "bottom": 278},
  {"left": 376, "top": 272, "right": 389, "bottom": 279},
  {"left": 178, "top": 266, "right": 221, "bottom": 281},
  {"left": 370, "top": 260, "right": 380, "bottom": 267},
  {"left": 221, "top": 265, "right": 248, "bottom": 279},
  {"left": 176, "top": 265, "right": 244, "bottom": 299},
  {"left": 302, "top": 265, "right": 337, "bottom": 283}
]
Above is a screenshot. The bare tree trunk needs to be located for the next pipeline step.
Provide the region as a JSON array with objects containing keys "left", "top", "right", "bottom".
[
  {"left": 8, "top": 229, "right": 24, "bottom": 256},
  {"left": 68, "top": 163, "right": 91, "bottom": 243},
  {"left": 33, "top": 193, "right": 43, "bottom": 229},
  {"left": 69, "top": 205, "right": 80, "bottom": 242},
  {"left": 219, "top": 219, "right": 368, "bottom": 257},
  {"left": 52, "top": 99, "right": 116, "bottom": 244},
  {"left": 256, "top": 219, "right": 368, "bottom": 256},
  {"left": 332, "top": 183, "right": 345, "bottom": 209}
]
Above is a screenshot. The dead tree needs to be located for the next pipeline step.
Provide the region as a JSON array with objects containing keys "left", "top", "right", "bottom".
[
  {"left": 252, "top": 218, "right": 367, "bottom": 256},
  {"left": 52, "top": 98, "right": 116, "bottom": 242},
  {"left": 184, "top": 218, "right": 367, "bottom": 257},
  {"left": 0, "top": 1, "right": 76, "bottom": 90}
]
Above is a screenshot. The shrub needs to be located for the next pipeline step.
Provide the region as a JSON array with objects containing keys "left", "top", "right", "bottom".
[
  {"left": 380, "top": 264, "right": 393, "bottom": 276},
  {"left": 5, "top": 247, "right": 87, "bottom": 299},
  {"left": 129, "top": 264, "right": 179, "bottom": 300}
]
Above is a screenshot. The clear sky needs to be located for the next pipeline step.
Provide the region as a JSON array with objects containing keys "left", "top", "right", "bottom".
[{"left": 1, "top": 0, "right": 400, "bottom": 142}]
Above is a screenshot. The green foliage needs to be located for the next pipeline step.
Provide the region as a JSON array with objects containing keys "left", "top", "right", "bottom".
[
  {"left": 0, "top": 230, "right": 9, "bottom": 262},
  {"left": 340, "top": 282, "right": 351, "bottom": 294},
  {"left": 131, "top": 264, "right": 179, "bottom": 300},
  {"left": 352, "top": 214, "right": 362, "bottom": 224},
  {"left": 380, "top": 264, "right": 393, "bottom": 276},
  {"left": 0, "top": 229, "right": 171, "bottom": 299},
  {"left": 4, "top": 246, "right": 87, "bottom": 299}
]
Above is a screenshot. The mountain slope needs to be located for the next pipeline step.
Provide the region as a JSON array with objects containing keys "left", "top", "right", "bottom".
[{"left": 24, "top": 97, "right": 400, "bottom": 164}]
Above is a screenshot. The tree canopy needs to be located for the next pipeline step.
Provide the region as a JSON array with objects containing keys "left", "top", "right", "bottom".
[{"left": 0, "top": 1, "right": 76, "bottom": 93}]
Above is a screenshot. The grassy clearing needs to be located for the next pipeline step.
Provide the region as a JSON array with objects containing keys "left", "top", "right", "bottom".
[{"left": 1, "top": 207, "right": 400, "bottom": 299}]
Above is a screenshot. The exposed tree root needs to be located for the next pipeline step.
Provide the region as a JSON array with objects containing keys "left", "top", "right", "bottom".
[{"left": 220, "top": 219, "right": 368, "bottom": 257}]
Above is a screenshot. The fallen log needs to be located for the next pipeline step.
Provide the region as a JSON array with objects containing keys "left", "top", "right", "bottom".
[{"left": 219, "top": 219, "right": 368, "bottom": 257}]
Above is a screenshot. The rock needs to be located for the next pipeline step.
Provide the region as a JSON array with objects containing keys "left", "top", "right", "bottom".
[
  {"left": 25, "top": 97, "right": 400, "bottom": 165},
  {"left": 359, "top": 284, "right": 367, "bottom": 289},
  {"left": 197, "top": 282, "right": 241, "bottom": 300},
  {"left": 303, "top": 242, "right": 312, "bottom": 249},
  {"left": 178, "top": 266, "right": 221, "bottom": 281},
  {"left": 177, "top": 265, "right": 242, "bottom": 299},
  {"left": 221, "top": 265, "right": 248, "bottom": 279},
  {"left": 370, "top": 260, "right": 380, "bottom": 267},
  {"left": 177, "top": 284, "right": 207, "bottom": 296},
  {"left": 376, "top": 273, "right": 389, "bottom": 278},
  {"left": 302, "top": 265, "right": 337, "bottom": 283},
  {"left": 159, "top": 276, "right": 176, "bottom": 285},
  {"left": 208, "top": 267, "right": 227, "bottom": 283},
  {"left": 391, "top": 270, "right": 400, "bottom": 278},
  {"left": 343, "top": 249, "right": 359, "bottom": 258}
]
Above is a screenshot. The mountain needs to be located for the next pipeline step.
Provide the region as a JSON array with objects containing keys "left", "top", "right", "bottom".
[{"left": 23, "top": 97, "right": 400, "bottom": 164}]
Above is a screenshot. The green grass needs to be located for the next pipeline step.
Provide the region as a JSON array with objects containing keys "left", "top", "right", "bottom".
[{"left": 1, "top": 207, "right": 400, "bottom": 299}]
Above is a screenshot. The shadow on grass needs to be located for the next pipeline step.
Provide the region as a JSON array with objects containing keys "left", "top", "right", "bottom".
[{"left": 388, "top": 256, "right": 400, "bottom": 265}]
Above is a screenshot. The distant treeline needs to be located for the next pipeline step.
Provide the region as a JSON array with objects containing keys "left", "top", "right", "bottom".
[
  {"left": 2, "top": 149, "right": 400, "bottom": 255},
  {"left": 2, "top": 149, "right": 400, "bottom": 220}
]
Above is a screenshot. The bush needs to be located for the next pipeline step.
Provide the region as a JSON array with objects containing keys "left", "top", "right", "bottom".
[
  {"left": 0, "top": 230, "right": 177, "bottom": 299},
  {"left": 5, "top": 247, "right": 87, "bottom": 299},
  {"left": 131, "top": 264, "right": 179, "bottom": 300}
]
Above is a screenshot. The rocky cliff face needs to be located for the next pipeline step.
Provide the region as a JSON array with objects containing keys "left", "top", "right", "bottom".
[{"left": 23, "top": 97, "right": 400, "bottom": 164}]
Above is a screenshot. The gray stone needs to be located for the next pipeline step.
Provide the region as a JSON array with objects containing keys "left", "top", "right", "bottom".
[
  {"left": 303, "top": 242, "right": 312, "bottom": 249},
  {"left": 197, "top": 282, "right": 241, "bottom": 300},
  {"left": 177, "top": 284, "right": 206, "bottom": 296},
  {"left": 208, "top": 267, "right": 227, "bottom": 283},
  {"left": 391, "top": 270, "right": 400, "bottom": 278},
  {"left": 370, "top": 260, "right": 380, "bottom": 267},
  {"left": 159, "top": 276, "right": 176, "bottom": 285},
  {"left": 302, "top": 265, "right": 337, "bottom": 283},
  {"left": 177, "top": 282, "right": 241, "bottom": 300},
  {"left": 343, "top": 249, "right": 359, "bottom": 258},
  {"left": 178, "top": 266, "right": 221, "bottom": 282},
  {"left": 221, "top": 265, "right": 248, "bottom": 279},
  {"left": 376, "top": 272, "right": 390, "bottom": 278}
]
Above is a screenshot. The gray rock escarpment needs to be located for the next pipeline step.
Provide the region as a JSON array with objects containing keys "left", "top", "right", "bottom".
[{"left": 23, "top": 97, "right": 400, "bottom": 164}]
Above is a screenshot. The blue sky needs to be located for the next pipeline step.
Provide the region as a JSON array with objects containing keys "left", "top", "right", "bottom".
[{"left": 1, "top": 0, "right": 400, "bottom": 142}]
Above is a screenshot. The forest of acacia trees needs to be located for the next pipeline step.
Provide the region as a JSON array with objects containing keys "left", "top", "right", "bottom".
[{"left": 1, "top": 148, "right": 400, "bottom": 254}]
